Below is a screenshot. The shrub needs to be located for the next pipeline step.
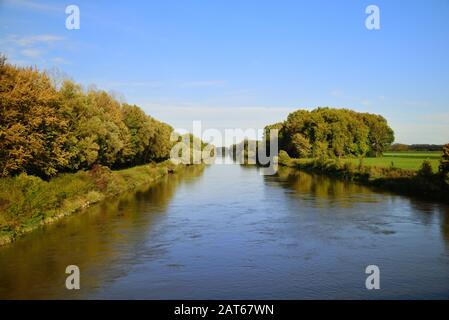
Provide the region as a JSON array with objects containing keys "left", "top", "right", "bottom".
[
  {"left": 417, "top": 160, "right": 433, "bottom": 178},
  {"left": 278, "top": 150, "right": 291, "bottom": 166}
]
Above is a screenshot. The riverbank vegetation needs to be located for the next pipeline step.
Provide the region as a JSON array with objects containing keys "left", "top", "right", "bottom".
[
  {"left": 388, "top": 143, "right": 444, "bottom": 152},
  {"left": 265, "top": 107, "right": 394, "bottom": 158},
  {"left": 347, "top": 152, "right": 441, "bottom": 171},
  {"left": 0, "top": 161, "right": 192, "bottom": 245},
  {"left": 261, "top": 108, "right": 449, "bottom": 202},
  {"left": 0, "top": 56, "right": 174, "bottom": 178},
  {"left": 278, "top": 150, "right": 449, "bottom": 202},
  {"left": 0, "top": 56, "right": 211, "bottom": 245}
]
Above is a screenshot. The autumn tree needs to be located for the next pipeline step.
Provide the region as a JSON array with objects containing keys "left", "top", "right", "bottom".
[
  {"left": 0, "top": 60, "right": 70, "bottom": 177},
  {"left": 0, "top": 57, "right": 179, "bottom": 177}
]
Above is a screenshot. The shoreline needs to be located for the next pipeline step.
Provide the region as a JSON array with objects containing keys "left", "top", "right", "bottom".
[
  {"left": 0, "top": 161, "right": 196, "bottom": 246},
  {"left": 278, "top": 155, "right": 449, "bottom": 204}
]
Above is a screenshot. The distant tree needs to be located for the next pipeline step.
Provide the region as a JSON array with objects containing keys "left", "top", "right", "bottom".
[
  {"left": 389, "top": 143, "right": 409, "bottom": 152},
  {"left": 0, "top": 54, "right": 6, "bottom": 67},
  {"left": 410, "top": 144, "right": 444, "bottom": 152},
  {"left": 418, "top": 160, "right": 433, "bottom": 178},
  {"left": 273, "top": 107, "right": 394, "bottom": 159},
  {"left": 439, "top": 143, "right": 449, "bottom": 180}
]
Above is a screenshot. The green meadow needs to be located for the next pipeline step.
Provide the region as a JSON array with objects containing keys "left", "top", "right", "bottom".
[{"left": 348, "top": 151, "right": 442, "bottom": 171}]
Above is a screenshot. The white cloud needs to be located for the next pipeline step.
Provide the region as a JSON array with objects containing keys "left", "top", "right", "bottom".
[
  {"left": 51, "top": 57, "right": 69, "bottom": 65},
  {"left": 20, "top": 48, "right": 41, "bottom": 58},
  {"left": 330, "top": 89, "right": 343, "bottom": 97},
  {"left": 140, "top": 103, "right": 295, "bottom": 134},
  {"left": 0, "top": 34, "right": 67, "bottom": 65},
  {"left": 360, "top": 99, "right": 371, "bottom": 106},
  {"left": 10, "top": 34, "right": 64, "bottom": 47},
  {"left": 2, "top": 0, "right": 61, "bottom": 13}
]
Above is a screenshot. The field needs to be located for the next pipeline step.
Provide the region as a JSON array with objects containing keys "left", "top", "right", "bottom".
[{"left": 348, "top": 151, "right": 442, "bottom": 171}]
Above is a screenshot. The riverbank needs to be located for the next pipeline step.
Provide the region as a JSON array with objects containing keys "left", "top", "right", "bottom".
[
  {"left": 278, "top": 151, "right": 449, "bottom": 203},
  {"left": 0, "top": 161, "right": 191, "bottom": 246}
]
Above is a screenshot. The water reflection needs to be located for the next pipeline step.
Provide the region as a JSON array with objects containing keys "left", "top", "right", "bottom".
[
  {"left": 271, "top": 167, "right": 449, "bottom": 251},
  {"left": 1, "top": 163, "right": 449, "bottom": 299},
  {"left": 0, "top": 165, "right": 205, "bottom": 299},
  {"left": 269, "top": 167, "right": 386, "bottom": 207}
]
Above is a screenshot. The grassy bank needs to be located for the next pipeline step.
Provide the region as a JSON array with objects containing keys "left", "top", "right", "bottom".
[
  {"left": 347, "top": 151, "right": 441, "bottom": 171},
  {"left": 0, "top": 161, "right": 187, "bottom": 246},
  {"left": 278, "top": 152, "right": 449, "bottom": 203}
]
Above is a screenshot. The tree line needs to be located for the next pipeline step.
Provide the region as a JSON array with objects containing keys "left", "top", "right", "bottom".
[
  {"left": 0, "top": 56, "right": 176, "bottom": 178},
  {"left": 389, "top": 144, "right": 444, "bottom": 152},
  {"left": 265, "top": 107, "right": 395, "bottom": 159}
]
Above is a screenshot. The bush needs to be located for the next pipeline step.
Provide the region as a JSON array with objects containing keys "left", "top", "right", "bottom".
[
  {"left": 0, "top": 162, "right": 178, "bottom": 244},
  {"left": 278, "top": 150, "right": 291, "bottom": 166},
  {"left": 417, "top": 160, "right": 433, "bottom": 178}
]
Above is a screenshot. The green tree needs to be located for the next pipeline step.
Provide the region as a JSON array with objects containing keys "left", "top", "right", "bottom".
[
  {"left": 291, "top": 133, "right": 311, "bottom": 158},
  {"left": 268, "top": 107, "right": 394, "bottom": 159},
  {"left": 122, "top": 104, "right": 156, "bottom": 165},
  {"left": 361, "top": 113, "right": 394, "bottom": 157},
  {"left": 418, "top": 160, "right": 433, "bottom": 178},
  {"left": 439, "top": 143, "right": 449, "bottom": 180}
]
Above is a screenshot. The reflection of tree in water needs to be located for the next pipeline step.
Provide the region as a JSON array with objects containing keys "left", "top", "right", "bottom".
[
  {"left": 274, "top": 167, "right": 449, "bottom": 250},
  {"left": 408, "top": 198, "right": 449, "bottom": 250},
  {"left": 0, "top": 165, "right": 205, "bottom": 299},
  {"left": 273, "top": 167, "right": 381, "bottom": 207},
  {"left": 440, "top": 208, "right": 449, "bottom": 251}
]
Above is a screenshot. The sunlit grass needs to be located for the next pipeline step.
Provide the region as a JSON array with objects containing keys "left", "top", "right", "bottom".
[{"left": 347, "top": 152, "right": 441, "bottom": 171}]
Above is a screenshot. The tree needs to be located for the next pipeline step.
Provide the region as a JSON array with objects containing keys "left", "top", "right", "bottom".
[
  {"left": 291, "top": 133, "right": 311, "bottom": 158},
  {"left": 389, "top": 143, "right": 409, "bottom": 152},
  {"left": 439, "top": 143, "right": 449, "bottom": 180},
  {"left": 361, "top": 113, "right": 394, "bottom": 157},
  {"left": 418, "top": 160, "right": 433, "bottom": 178},
  {"left": 0, "top": 61, "right": 70, "bottom": 177},
  {"left": 271, "top": 107, "right": 394, "bottom": 159},
  {"left": 0, "top": 58, "right": 179, "bottom": 177},
  {"left": 122, "top": 104, "right": 156, "bottom": 165}
]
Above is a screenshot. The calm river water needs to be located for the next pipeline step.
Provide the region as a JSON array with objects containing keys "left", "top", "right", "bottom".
[{"left": 1, "top": 158, "right": 449, "bottom": 299}]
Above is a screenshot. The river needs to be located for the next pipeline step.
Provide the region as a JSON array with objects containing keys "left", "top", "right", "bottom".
[{"left": 1, "top": 158, "right": 449, "bottom": 299}]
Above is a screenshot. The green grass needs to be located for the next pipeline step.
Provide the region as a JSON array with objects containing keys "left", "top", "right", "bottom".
[
  {"left": 348, "top": 151, "right": 442, "bottom": 171},
  {"left": 278, "top": 150, "right": 449, "bottom": 203},
  {"left": 0, "top": 161, "right": 186, "bottom": 246}
]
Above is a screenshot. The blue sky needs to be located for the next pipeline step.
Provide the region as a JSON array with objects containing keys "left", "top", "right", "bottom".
[{"left": 1, "top": 0, "right": 449, "bottom": 144}]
